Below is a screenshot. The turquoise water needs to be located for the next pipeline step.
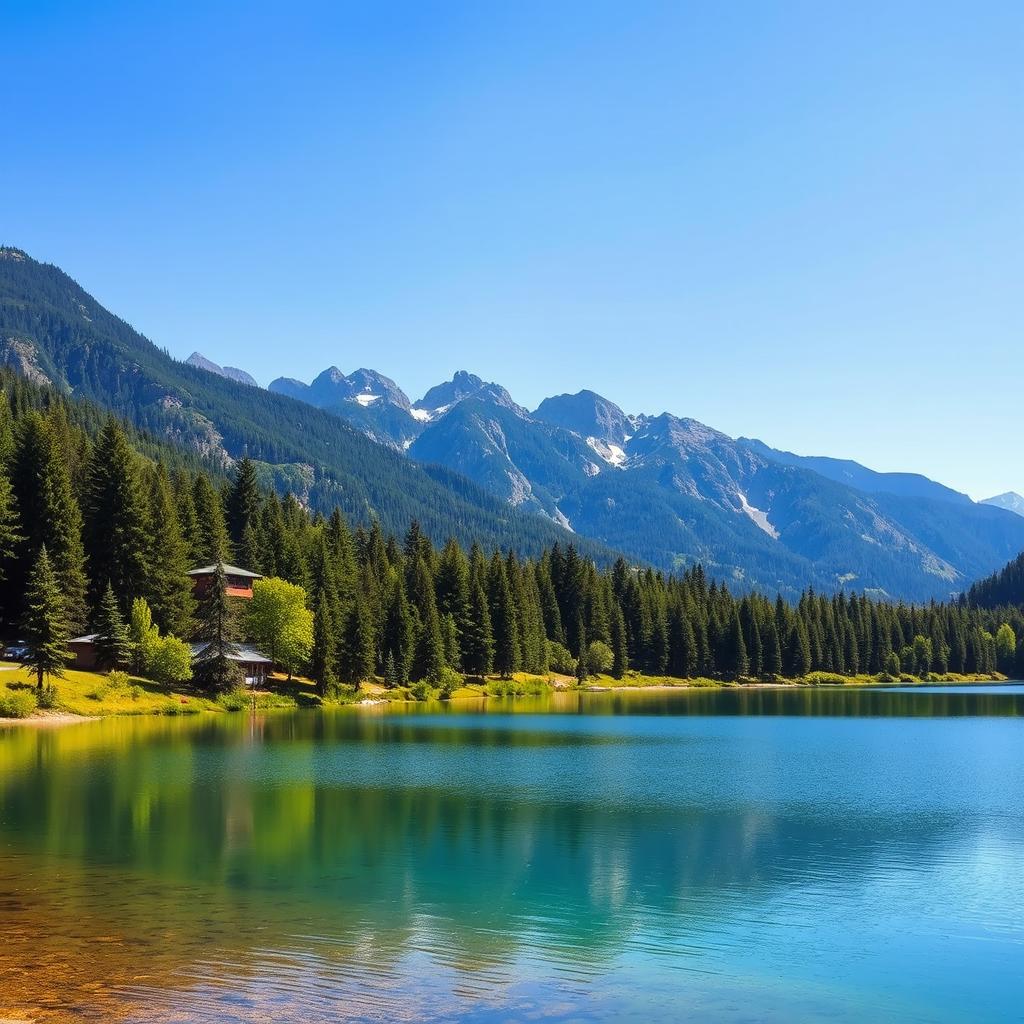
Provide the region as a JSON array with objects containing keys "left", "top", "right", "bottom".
[{"left": 1, "top": 685, "right": 1023, "bottom": 1022}]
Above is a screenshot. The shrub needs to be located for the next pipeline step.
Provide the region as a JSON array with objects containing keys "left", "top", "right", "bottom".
[
  {"left": 107, "top": 670, "right": 131, "bottom": 690},
  {"left": 546, "top": 641, "right": 576, "bottom": 675},
  {"left": 437, "top": 666, "right": 462, "bottom": 700},
  {"left": 37, "top": 683, "right": 58, "bottom": 709},
  {"left": 0, "top": 688, "right": 37, "bottom": 718},
  {"left": 217, "top": 689, "right": 252, "bottom": 712},
  {"left": 409, "top": 680, "right": 432, "bottom": 701},
  {"left": 586, "top": 641, "right": 614, "bottom": 676}
]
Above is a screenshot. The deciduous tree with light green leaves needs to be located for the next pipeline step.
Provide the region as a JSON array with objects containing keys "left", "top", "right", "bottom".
[
  {"left": 147, "top": 634, "right": 193, "bottom": 690},
  {"left": 247, "top": 576, "right": 313, "bottom": 678},
  {"left": 995, "top": 623, "right": 1017, "bottom": 675}
]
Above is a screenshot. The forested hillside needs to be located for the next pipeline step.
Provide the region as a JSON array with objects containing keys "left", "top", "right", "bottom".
[
  {"left": 0, "top": 365, "right": 1020, "bottom": 696},
  {"left": 966, "top": 552, "right": 1024, "bottom": 609}
]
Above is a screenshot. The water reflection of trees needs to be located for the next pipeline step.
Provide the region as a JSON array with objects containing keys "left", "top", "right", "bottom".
[{"left": 0, "top": 699, "right": 1017, "bottom": 1020}]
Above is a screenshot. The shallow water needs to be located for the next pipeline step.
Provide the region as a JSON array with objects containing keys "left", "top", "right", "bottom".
[{"left": 2, "top": 685, "right": 1023, "bottom": 1022}]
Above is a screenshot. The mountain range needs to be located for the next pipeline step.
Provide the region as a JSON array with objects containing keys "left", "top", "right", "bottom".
[
  {"left": 258, "top": 363, "right": 1024, "bottom": 600},
  {"left": 1, "top": 245, "right": 1022, "bottom": 601}
]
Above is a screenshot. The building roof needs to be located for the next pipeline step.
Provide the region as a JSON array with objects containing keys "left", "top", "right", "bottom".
[
  {"left": 190, "top": 642, "right": 273, "bottom": 665},
  {"left": 187, "top": 563, "right": 263, "bottom": 579},
  {"left": 69, "top": 634, "right": 99, "bottom": 644}
]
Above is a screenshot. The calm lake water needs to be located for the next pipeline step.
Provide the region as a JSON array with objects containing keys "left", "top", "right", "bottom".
[{"left": 2, "top": 685, "right": 1024, "bottom": 1023}]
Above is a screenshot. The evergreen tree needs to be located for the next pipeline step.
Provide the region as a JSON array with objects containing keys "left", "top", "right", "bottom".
[
  {"left": 9, "top": 413, "right": 88, "bottom": 631},
  {"left": 0, "top": 464, "right": 20, "bottom": 585},
  {"left": 192, "top": 562, "right": 242, "bottom": 692},
  {"left": 225, "top": 456, "right": 261, "bottom": 552},
  {"left": 338, "top": 591, "right": 377, "bottom": 685},
  {"left": 723, "top": 607, "right": 749, "bottom": 679},
  {"left": 93, "top": 581, "right": 132, "bottom": 671},
  {"left": 146, "top": 464, "right": 195, "bottom": 636},
  {"left": 611, "top": 604, "right": 628, "bottom": 679},
  {"left": 310, "top": 589, "right": 337, "bottom": 696},
  {"left": 463, "top": 577, "right": 494, "bottom": 677},
  {"left": 381, "top": 574, "right": 414, "bottom": 686},
  {"left": 21, "top": 545, "right": 70, "bottom": 689},
  {"left": 82, "top": 419, "right": 152, "bottom": 611},
  {"left": 192, "top": 475, "right": 230, "bottom": 565},
  {"left": 488, "top": 554, "right": 519, "bottom": 678}
]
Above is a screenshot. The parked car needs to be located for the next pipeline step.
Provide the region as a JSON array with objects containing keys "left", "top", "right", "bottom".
[{"left": 2, "top": 643, "right": 31, "bottom": 662}]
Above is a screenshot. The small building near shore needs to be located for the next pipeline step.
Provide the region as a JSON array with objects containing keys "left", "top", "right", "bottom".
[
  {"left": 190, "top": 642, "right": 273, "bottom": 686},
  {"left": 68, "top": 634, "right": 274, "bottom": 685},
  {"left": 68, "top": 634, "right": 99, "bottom": 670},
  {"left": 187, "top": 563, "right": 263, "bottom": 600}
]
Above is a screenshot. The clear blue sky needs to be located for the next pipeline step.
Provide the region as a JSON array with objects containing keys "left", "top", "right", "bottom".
[{"left": 3, "top": 1, "right": 1022, "bottom": 499}]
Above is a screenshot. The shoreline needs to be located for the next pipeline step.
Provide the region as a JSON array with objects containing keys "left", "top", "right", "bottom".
[{"left": 1, "top": 674, "right": 1012, "bottom": 725}]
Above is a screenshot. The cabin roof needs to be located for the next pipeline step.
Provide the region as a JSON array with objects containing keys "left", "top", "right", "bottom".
[
  {"left": 187, "top": 563, "right": 263, "bottom": 579},
  {"left": 69, "top": 634, "right": 99, "bottom": 644},
  {"left": 189, "top": 642, "right": 273, "bottom": 665}
]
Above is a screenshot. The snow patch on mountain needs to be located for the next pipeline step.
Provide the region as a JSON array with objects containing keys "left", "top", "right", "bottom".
[
  {"left": 586, "top": 436, "right": 628, "bottom": 468},
  {"left": 737, "top": 491, "right": 779, "bottom": 539},
  {"left": 354, "top": 393, "right": 380, "bottom": 406},
  {"left": 410, "top": 407, "right": 433, "bottom": 422}
]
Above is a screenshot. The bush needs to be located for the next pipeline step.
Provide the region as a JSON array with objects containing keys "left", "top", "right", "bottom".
[
  {"left": 546, "top": 641, "right": 576, "bottom": 675},
  {"left": 437, "top": 666, "right": 462, "bottom": 700},
  {"left": 37, "top": 683, "right": 58, "bottom": 709},
  {"left": 409, "top": 680, "right": 432, "bottom": 701},
  {"left": 586, "top": 641, "right": 614, "bottom": 676},
  {"left": 217, "top": 689, "right": 252, "bottom": 712},
  {"left": 107, "top": 670, "right": 131, "bottom": 690},
  {"left": 0, "top": 688, "right": 37, "bottom": 718}
]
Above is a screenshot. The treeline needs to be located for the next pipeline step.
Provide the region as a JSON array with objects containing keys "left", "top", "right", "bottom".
[
  {"left": 0, "top": 373, "right": 1022, "bottom": 693},
  {"left": 966, "top": 551, "right": 1024, "bottom": 610}
]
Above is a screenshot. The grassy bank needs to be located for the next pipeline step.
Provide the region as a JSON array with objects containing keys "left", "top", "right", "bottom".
[{"left": 0, "top": 663, "right": 1008, "bottom": 721}]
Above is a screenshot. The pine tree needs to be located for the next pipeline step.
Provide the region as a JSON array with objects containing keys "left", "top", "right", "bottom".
[
  {"left": 146, "top": 464, "right": 195, "bottom": 636},
  {"left": 0, "top": 464, "right": 20, "bottom": 584},
  {"left": 338, "top": 591, "right": 376, "bottom": 685},
  {"left": 723, "top": 607, "right": 749, "bottom": 679},
  {"left": 463, "top": 577, "right": 494, "bottom": 677},
  {"left": 611, "top": 604, "right": 628, "bottom": 679},
  {"left": 225, "top": 456, "right": 261, "bottom": 552},
  {"left": 93, "top": 581, "right": 132, "bottom": 671},
  {"left": 381, "top": 574, "right": 414, "bottom": 686},
  {"left": 192, "top": 561, "right": 242, "bottom": 692},
  {"left": 310, "top": 589, "right": 337, "bottom": 697},
  {"left": 82, "top": 419, "right": 152, "bottom": 611},
  {"left": 22, "top": 546, "right": 70, "bottom": 689},
  {"left": 412, "top": 599, "right": 446, "bottom": 683},
  {"left": 192, "top": 475, "right": 230, "bottom": 566},
  {"left": 9, "top": 413, "right": 88, "bottom": 632},
  {"left": 488, "top": 554, "right": 519, "bottom": 678}
]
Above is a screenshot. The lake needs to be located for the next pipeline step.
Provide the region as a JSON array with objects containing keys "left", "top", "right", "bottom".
[{"left": 2, "top": 685, "right": 1023, "bottom": 1022}]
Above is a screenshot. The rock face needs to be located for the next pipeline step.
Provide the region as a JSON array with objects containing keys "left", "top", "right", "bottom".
[{"left": 981, "top": 492, "right": 1024, "bottom": 518}]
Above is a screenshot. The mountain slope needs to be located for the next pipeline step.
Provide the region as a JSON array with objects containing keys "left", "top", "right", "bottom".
[
  {"left": 740, "top": 438, "right": 972, "bottom": 505},
  {"left": 0, "top": 247, "right": 615, "bottom": 563},
  {"left": 982, "top": 492, "right": 1024, "bottom": 518}
]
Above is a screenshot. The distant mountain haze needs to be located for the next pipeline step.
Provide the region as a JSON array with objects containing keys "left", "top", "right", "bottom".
[
  {"left": 3, "top": 246, "right": 1023, "bottom": 601},
  {"left": 981, "top": 492, "right": 1024, "bottom": 518}
]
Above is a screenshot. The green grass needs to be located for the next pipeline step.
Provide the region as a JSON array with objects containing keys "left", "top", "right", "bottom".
[{"left": 0, "top": 663, "right": 325, "bottom": 718}]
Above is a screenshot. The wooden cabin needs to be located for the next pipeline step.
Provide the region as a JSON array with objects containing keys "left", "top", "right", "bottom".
[
  {"left": 187, "top": 563, "right": 263, "bottom": 600},
  {"left": 190, "top": 642, "right": 273, "bottom": 686},
  {"left": 68, "top": 634, "right": 99, "bottom": 670}
]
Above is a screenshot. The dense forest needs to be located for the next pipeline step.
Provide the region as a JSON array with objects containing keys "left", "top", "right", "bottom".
[
  {"left": 0, "top": 369, "right": 1022, "bottom": 696},
  {"left": 966, "top": 552, "right": 1024, "bottom": 610}
]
